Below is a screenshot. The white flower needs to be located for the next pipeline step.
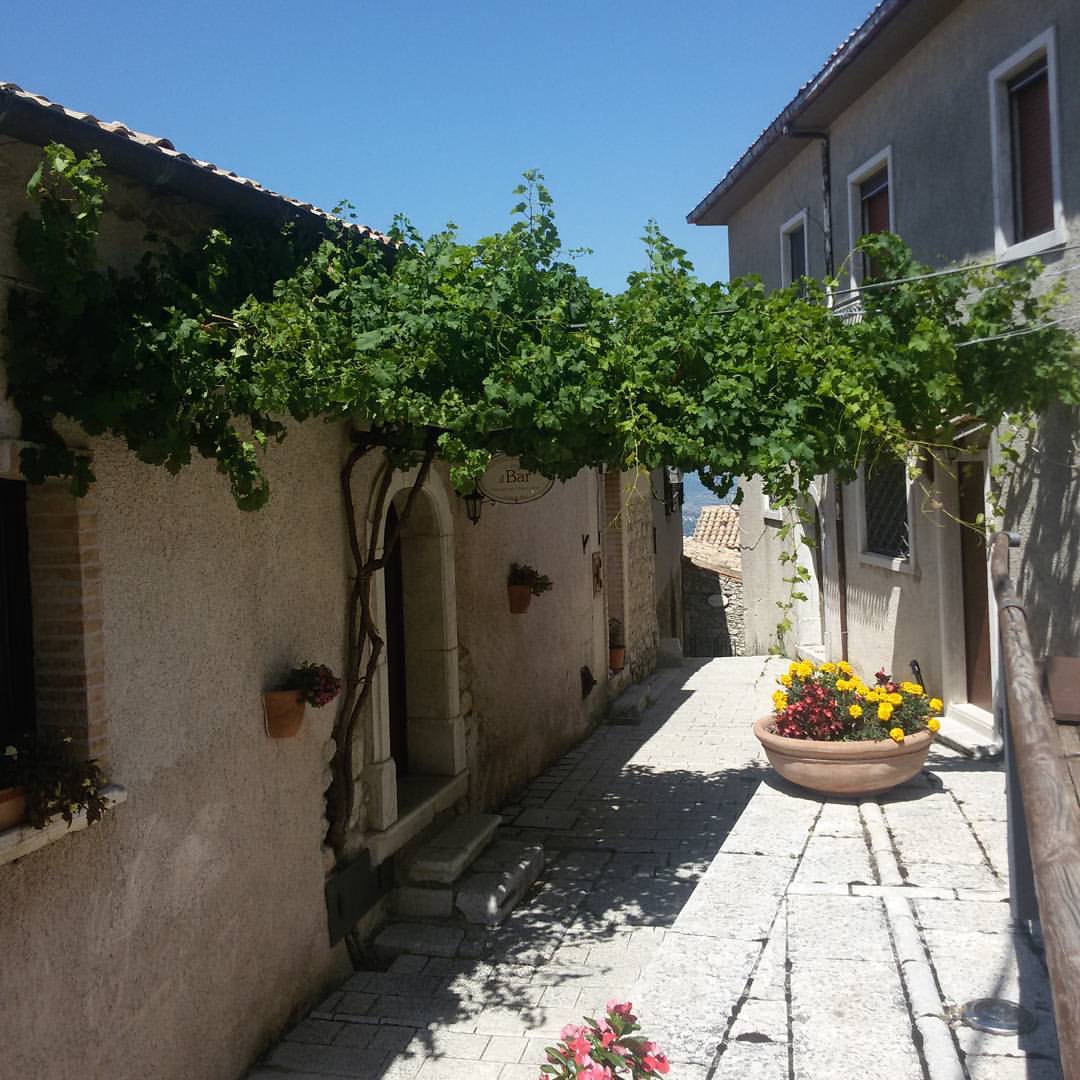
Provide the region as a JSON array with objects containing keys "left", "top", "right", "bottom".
[{"left": 3, "top": 745, "right": 17, "bottom": 758}]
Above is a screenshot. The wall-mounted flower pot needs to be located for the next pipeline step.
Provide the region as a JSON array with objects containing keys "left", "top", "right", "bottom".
[
  {"left": 0, "top": 786, "right": 27, "bottom": 831},
  {"left": 507, "top": 585, "right": 533, "bottom": 614},
  {"left": 263, "top": 691, "right": 306, "bottom": 738},
  {"left": 609, "top": 647, "right": 626, "bottom": 673}
]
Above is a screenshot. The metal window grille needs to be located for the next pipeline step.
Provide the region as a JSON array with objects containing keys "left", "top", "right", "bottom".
[{"left": 864, "top": 460, "right": 909, "bottom": 559}]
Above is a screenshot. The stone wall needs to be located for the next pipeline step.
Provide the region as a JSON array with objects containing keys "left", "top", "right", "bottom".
[{"left": 683, "top": 558, "right": 745, "bottom": 657}]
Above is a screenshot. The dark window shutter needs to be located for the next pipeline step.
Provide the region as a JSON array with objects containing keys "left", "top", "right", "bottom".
[
  {"left": 860, "top": 169, "right": 890, "bottom": 279},
  {"left": 1010, "top": 60, "right": 1053, "bottom": 241},
  {"left": 0, "top": 479, "right": 36, "bottom": 744},
  {"left": 864, "top": 459, "right": 909, "bottom": 559},
  {"left": 788, "top": 224, "right": 806, "bottom": 283}
]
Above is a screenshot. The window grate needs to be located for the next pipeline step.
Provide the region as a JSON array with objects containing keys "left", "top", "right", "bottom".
[{"left": 864, "top": 460, "right": 909, "bottom": 559}]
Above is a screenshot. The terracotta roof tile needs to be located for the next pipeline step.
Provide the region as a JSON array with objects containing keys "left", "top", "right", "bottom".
[
  {"left": 0, "top": 82, "right": 391, "bottom": 244},
  {"left": 692, "top": 505, "right": 741, "bottom": 550}
]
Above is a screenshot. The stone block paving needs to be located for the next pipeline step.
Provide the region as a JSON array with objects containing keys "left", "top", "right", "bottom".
[{"left": 249, "top": 657, "right": 1062, "bottom": 1080}]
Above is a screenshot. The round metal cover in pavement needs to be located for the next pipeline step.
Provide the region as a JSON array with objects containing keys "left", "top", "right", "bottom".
[{"left": 960, "top": 998, "right": 1037, "bottom": 1035}]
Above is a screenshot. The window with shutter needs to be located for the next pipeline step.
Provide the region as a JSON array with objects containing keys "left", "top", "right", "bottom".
[
  {"left": 860, "top": 169, "right": 890, "bottom": 280},
  {"left": 863, "top": 459, "right": 909, "bottom": 560},
  {"left": 1008, "top": 59, "right": 1053, "bottom": 242},
  {"left": 989, "top": 29, "right": 1062, "bottom": 258}
]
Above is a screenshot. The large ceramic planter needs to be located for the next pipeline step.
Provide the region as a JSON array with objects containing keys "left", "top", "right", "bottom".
[
  {"left": 753, "top": 716, "right": 935, "bottom": 797},
  {"left": 0, "top": 786, "right": 27, "bottom": 830},
  {"left": 262, "top": 691, "right": 306, "bottom": 738},
  {"left": 507, "top": 585, "right": 532, "bottom": 614}
]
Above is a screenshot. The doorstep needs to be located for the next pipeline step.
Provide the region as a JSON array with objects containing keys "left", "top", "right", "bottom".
[{"left": 364, "top": 771, "right": 469, "bottom": 866}]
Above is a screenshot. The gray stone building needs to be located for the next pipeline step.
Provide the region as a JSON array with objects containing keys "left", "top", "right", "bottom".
[
  {"left": 689, "top": 0, "right": 1080, "bottom": 741},
  {"left": 682, "top": 505, "right": 745, "bottom": 657}
]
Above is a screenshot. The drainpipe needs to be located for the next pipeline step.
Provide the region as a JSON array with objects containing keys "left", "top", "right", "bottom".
[{"left": 782, "top": 127, "right": 849, "bottom": 660}]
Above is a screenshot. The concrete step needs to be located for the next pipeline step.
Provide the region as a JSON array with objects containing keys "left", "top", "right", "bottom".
[
  {"left": 456, "top": 841, "right": 545, "bottom": 925},
  {"left": 406, "top": 812, "right": 501, "bottom": 884},
  {"left": 941, "top": 703, "right": 1002, "bottom": 758}
]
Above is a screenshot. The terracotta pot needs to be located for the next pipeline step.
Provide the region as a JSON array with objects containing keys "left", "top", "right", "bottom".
[
  {"left": 753, "top": 716, "right": 935, "bottom": 797},
  {"left": 262, "top": 691, "right": 306, "bottom": 738},
  {"left": 0, "top": 786, "right": 27, "bottom": 831},
  {"left": 507, "top": 584, "right": 533, "bottom": 614},
  {"left": 609, "top": 646, "right": 626, "bottom": 673}
]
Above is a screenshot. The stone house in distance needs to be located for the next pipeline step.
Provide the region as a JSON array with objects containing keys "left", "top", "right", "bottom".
[
  {"left": 689, "top": 0, "right": 1080, "bottom": 742},
  {"left": 682, "top": 505, "right": 744, "bottom": 657},
  {"left": 0, "top": 84, "right": 682, "bottom": 1080}
]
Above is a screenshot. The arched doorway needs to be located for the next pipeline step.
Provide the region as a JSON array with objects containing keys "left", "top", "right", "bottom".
[{"left": 361, "top": 469, "right": 466, "bottom": 835}]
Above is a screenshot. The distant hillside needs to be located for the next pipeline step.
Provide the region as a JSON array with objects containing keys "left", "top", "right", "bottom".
[{"left": 681, "top": 473, "right": 735, "bottom": 536}]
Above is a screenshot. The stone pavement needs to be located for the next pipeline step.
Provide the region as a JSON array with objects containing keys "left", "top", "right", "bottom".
[{"left": 250, "top": 657, "right": 1062, "bottom": 1080}]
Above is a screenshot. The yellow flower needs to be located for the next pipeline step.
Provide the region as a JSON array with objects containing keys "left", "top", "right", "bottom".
[
  {"left": 878, "top": 702, "right": 894, "bottom": 721},
  {"left": 887, "top": 692, "right": 903, "bottom": 705},
  {"left": 796, "top": 660, "right": 814, "bottom": 679},
  {"left": 852, "top": 679, "right": 869, "bottom": 695},
  {"left": 838, "top": 661, "right": 853, "bottom": 675},
  {"left": 835, "top": 678, "right": 850, "bottom": 692},
  {"left": 779, "top": 673, "right": 793, "bottom": 687},
  {"left": 901, "top": 682, "right": 924, "bottom": 696},
  {"left": 865, "top": 690, "right": 880, "bottom": 703},
  {"left": 788, "top": 662, "right": 800, "bottom": 675},
  {"left": 772, "top": 690, "right": 789, "bottom": 710},
  {"left": 889, "top": 727, "right": 905, "bottom": 743},
  {"left": 849, "top": 704, "right": 863, "bottom": 718},
  {"left": 929, "top": 698, "right": 943, "bottom": 712},
  {"left": 821, "top": 662, "right": 837, "bottom": 674},
  {"left": 927, "top": 717, "right": 941, "bottom": 733}
]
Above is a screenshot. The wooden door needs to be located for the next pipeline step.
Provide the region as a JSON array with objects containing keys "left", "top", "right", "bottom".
[
  {"left": 384, "top": 505, "right": 409, "bottom": 774},
  {"left": 958, "top": 462, "right": 993, "bottom": 710}
]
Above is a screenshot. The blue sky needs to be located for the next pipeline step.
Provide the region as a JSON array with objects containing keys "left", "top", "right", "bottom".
[{"left": 4, "top": 1, "right": 873, "bottom": 293}]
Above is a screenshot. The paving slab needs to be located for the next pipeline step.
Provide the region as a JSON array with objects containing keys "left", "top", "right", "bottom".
[{"left": 249, "top": 656, "right": 1060, "bottom": 1080}]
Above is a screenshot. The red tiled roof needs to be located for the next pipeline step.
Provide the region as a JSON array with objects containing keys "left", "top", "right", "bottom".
[
  {"left": 0, "top": 82, "right": 390, "bottom": 244},
  {"left": 692, "top": 505, "right": 741, "bottom": 550}
]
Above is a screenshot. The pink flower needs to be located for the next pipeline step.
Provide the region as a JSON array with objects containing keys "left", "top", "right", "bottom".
[
  {"left": 606, "top": 1000, "right": 634, "bottom": 1016},
  {"left": 560, "top": 1023, "right": 582, "bottom": 1042},
  {"left": 642, "top": 1052, "right": 670, "bottom": 1075},
  {"left": 579, "top": 1066, "right": 613, "bottom": 1080},
  {"left": 567, "top": 1031, "right": 593, "bottom": 1065}
]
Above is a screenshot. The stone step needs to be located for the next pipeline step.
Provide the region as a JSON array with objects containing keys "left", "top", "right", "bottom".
[
  {"left": 394, "top": 883, "right": 454, "bottom": 918},
  {"left": 455, "top": 841, "right": 545, "bottom": 926},
  {"left": 406, "top": 812, "right": 501, "bottom": 884},
  {"left": 373, "top": 921, "right": 463, "bottom": 960}
]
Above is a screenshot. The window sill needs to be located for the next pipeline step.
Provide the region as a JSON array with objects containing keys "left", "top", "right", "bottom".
[
  {"left": 0, "top": 784, "right": 127, "bottom": 868},
  {"left": 859, "top": 550, "right": 915, "bottom": 574},
  {"left": 996, "top": 227, "right": 1067, "bottom": 262}
]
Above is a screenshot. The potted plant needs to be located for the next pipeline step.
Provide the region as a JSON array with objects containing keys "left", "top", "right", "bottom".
[
  {"left": 608, "top": 617, "right": 626, "bottom": 673},
  {"left": 753, "top": 660, "right": 942, "bottom": 797},
  {"left": 544, "top": 1000, "right": 670, "bottom": 1078},
  {"left": 0, "top": 735, "right": 108, "bottom": 831},
  {"left": 263, "top": 662, "right": 342, "bottom": 738},
  {"left": 507, "top": 562, "right": 553, "bottom": 614}
]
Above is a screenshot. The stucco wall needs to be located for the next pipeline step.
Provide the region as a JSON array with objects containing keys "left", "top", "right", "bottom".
[
  {"left": 651, "top": 478, "right": 684, "bottom": 642},
  {"left": 722, "top": 0, "right": 1080, "bottom": 694},
  {"left": 454, "top": 469, "right": 611, "bottom": 809},
  {"left": 0, "top": 426, "right": 354, "bottom": 1080}
]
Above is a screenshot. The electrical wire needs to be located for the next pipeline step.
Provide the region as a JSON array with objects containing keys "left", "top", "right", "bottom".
[{"left": 956, "top": 313, "right": 1080, "bottom": 348}]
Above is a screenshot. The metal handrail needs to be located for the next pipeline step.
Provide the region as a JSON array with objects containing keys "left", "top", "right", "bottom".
[{"left": 991, "top": 532, "right": 1080, "bottom": 1078}]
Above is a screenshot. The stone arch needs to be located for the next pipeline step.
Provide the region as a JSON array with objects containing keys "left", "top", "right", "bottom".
[{"left": 360, "top": 464, "right": 465, "bottom": 834}]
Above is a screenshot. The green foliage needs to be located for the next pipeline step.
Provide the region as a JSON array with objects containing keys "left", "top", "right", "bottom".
[
  {"left": 8, "top": 145, "right": 1080, "bottom": 517},
  {"left": 0, "top": 734, "right": 108, "bottom": 829}
]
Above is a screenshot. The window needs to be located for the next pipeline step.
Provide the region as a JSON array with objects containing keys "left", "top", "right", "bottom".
[
  {"left": 846, "top": 147, "right": 893, "bottom": 289},
  {"left": 863, "top": 459, "right": 909, "bottom": 561},
  {"left": 989, "top": 29, "right": 1065, "bottom": 258},
  {"left": 779, "top": 209, "right": 809, "bottom": 288},
  {"left": 0, "top": 479, "right": 35, "bottom": 745}
]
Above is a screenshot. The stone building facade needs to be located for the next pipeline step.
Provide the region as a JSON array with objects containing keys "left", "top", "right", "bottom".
[
  {"left": 689, "top": 0, "right": 1080, "bottom": 732},
  {"left": 0, "top": 86, "right": 682, "bottom": 1080},
  {"left": 682, "top": 505, "right": 745, "bottom": 657}
]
